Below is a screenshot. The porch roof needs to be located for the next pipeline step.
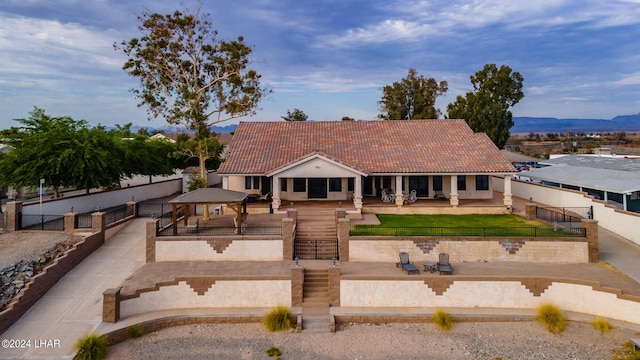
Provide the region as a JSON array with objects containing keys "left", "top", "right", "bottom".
[
  {"left": 218, "top": 120, "right": 516, "bottom": 176},
  {"left": 168, "top": 188, "right": 248, "bottom": 204}
]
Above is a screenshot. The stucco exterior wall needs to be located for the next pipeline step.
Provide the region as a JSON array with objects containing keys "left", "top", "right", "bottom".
[
  {"left": 155, "top": 239, "right": 284, "bottom": 261},
  {"left": 339, "top": 280, "right": 640, "bottom": 325},
  {"left": 494, "top": 177, "right": 640, "bottom": 246},
  {"left": 348, "top": 239, "right": 589, "bottom": 263},
  {"left": 120, "top": 280, "right": 291, "bottom": 318}
]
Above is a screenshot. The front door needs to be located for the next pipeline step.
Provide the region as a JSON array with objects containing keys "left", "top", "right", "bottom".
[
  {"left": 308, "top": 178, "right": 327, "bottom": 199},
  {"left": 261, "top": 176, "right": 271, "bottom": 195}
]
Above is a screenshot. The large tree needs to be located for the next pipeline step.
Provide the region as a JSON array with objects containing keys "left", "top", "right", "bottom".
[
  {"left": 378, "top": 68, "right": 448, "bottom": 120},
  {"left": 447, "top": 64, "right": 524, "bottom": 149},
  {"left": 115, "top": 7, "right": 268, "bottom": 192}
]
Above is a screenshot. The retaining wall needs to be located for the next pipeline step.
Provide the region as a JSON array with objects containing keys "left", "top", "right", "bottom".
[{"left": 154, "top": 238, "right": 284, "bottom": 261}]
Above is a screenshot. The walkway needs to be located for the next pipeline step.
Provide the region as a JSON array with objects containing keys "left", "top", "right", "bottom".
[{"left": 0, "top": 219, "right": 147, "bottom": 359}]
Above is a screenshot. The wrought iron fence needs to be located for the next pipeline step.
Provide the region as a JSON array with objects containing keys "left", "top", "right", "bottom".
[
  {"left": 75, "top": 213, "right": 92, "bottom": 229},
  {"left": 536, "top": 206, "right": 592, "bottom": 230},
  {"left": 21, "top": 214, "right": 65, "bottom": 231},
  {"left": 294, "top": 239, "right": 339, "bottom": 260},
  {"left": 349, "top": 225, "right": 585, "bottom": 237},
  {"left": 138, "top": 202, "right": 174, "bottom": 227},
  {"left": 157, "top": 226, "right": 282, "bottom": 237},
  {"left": 104, "top": 204, "right": 133, "bottom": 226}
]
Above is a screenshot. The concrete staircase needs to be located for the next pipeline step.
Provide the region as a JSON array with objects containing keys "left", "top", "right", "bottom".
[
  {"left": 301, "top": 269, "right": 331, "bottom": 332},
  {"left": 296, "top": 210, "right": 336, "bottom": 241}
]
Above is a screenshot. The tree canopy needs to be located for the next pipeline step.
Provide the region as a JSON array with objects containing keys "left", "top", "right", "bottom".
[
  {"left": 0, "top": 108, "right": 178, "bottom": 198},
  {"left": 378, "top": 68, "right": 448, "bottom": 120},
  {"left": 282, "top": 108, "right": 308, "bottom": 121},
  {"left": 447, "top": 64, "right": 524, "bottom": 149},
  {"left": 115, "top": 6, "right": 269, "bottom": 206}
]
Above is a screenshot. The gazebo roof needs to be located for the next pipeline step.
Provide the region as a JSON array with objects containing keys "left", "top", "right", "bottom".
[{"left": 168, "top": 188, "right": 248, "bottom": 204}]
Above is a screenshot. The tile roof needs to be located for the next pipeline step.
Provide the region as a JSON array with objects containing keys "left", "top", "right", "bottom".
[{"left": 217, "top": 120, "right": 516, "bottom": 175}]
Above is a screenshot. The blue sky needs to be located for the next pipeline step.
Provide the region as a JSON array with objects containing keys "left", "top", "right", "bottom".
[{"left": 1, "top": 0, "right": 639, "bottom": 130}]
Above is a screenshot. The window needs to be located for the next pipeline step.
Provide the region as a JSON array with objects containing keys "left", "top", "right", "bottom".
[
  {"left": 433, "top": 176, "right": 443, "bottom": 191},
  {"left": 408, "top": 176, "right": 428, "bottom": 196},
  {"left": 329, "top": 178, "right": 342, "bottom": 192},
  {"left": 457, "top": 176, "right": 466, "bottom": 191},
  {"left": 253, "top": 176, "right": 260, "bottom": 189},
  {"left": 475, "top": 175, "right": 489, "bottom": 191},
  {"left": 245, "top": 176, "right": 252, "bottom": 190},
  {"left": 293, "top": 178, "right": 306, "bottom": 192},
  {"left": 281, "top": 178, "right": 287, "bottom": 192}
]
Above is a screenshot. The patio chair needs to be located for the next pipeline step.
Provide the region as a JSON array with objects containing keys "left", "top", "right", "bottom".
[
  {"left": 397, "top": 252, "right": 419, "bottom": 275},
  {"left": 408, "top": 189, "right": 417, "bottom": 203},
  {"left": 381, "top": 190, "right": 393, "bottom": 202},
  {"left": 437, "top": 253, "right": 453, "bottom": 275},
  {"left": 258, "top": 192, "right": 271, "bottom": 201},
  {"left": 233, "top": 216, "right": 247, "bottom": 233}
]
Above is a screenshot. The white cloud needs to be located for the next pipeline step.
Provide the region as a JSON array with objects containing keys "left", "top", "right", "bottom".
[{"left": 611, "top": 73, "right": 640, "bottom": 86}]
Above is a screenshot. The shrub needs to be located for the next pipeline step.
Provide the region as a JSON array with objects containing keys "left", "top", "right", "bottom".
[
  {"left": 591, "top": 317, "right": 612, "bottom": 334},
  {"left": 263, "top": 306, "right": 293, "bottom": 332},
  {"left": 127, "top": 324, "right": 144, "bottom": 339},
  {"left": 433, "top": 309, "right": 453, "bottom": 331},
  {"left": 266, "top": 347, "right": 282, "bottom": 359},
  {"left": 74, "top": 333, "right": 109, "bottom": 360},
  {"left": 611, "top": 341, "right": 640, "bottom": 360},
  {"left": 536, "top": 303, "right": 566, "bottom": 334}
]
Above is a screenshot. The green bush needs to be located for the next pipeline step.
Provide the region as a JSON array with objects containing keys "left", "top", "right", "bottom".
[
  {"left": 127, "top": 324, "right": 144, "bottom": 339},
  {"left": 433, "top": 309, "right": 453, "bottom": 331},
  {"left": 536, "top": 303, "right": 566, "bottom": 334},
  {"left": 266, "top": 347, "right": 282, "bottom": 359},
  {"left": 591, "top": 317, "right": 612, "bottom": 334},
  {"left": 263, "top": 306, "right": 293, "bottom": 332},
  {"left": 74, "top": 333, "right": 109, "bottom": 360}
]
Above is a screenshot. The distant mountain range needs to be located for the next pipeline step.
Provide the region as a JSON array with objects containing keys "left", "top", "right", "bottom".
[
  {"left": 511, "top": 114, "right": 640, "bottom": 134},
  {"left": 130, "top": 115, "right": 640, "bottom": 135}
]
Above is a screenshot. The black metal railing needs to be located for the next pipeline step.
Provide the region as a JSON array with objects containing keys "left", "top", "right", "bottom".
[
  {"left": 294, "top": 239, "right": 339, "bottom": 260},
  {"left": 21, "top": 214, "right": 65, "bottom": 231},
  {"left": 349, "top": 225, "right": 586, "bottom": 237},
  {"left": 157, "top": 226, "right": 282, "bottom": 237},
  {"left": 536, "top": 206, "right": 592, "bottom": 230},
  {"left": 75, "top": 213, "right": 93, "bottom": 229},
  {"left": 103, "top": 204, "right": 134, "bottom": 226},
  {"left": 138, "top": 202, "right": 173, "bottom": 227}
]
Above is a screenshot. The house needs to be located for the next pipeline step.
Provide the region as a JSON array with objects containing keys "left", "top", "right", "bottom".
[{"left": 217, "top": 120, "right": 517, "bottom": 212}]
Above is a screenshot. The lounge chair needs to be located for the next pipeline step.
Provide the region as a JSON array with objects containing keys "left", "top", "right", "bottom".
[
  {"left": 397, "top": 252, "right": 419, "bottom": 275},
  {"left": 258, "top": 192, "right": 271, "bottom": 201},
  {"left": 437, "top": 253, "right": 453, "bottom": 275}
]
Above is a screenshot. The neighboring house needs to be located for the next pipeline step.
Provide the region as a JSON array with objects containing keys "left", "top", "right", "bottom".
[
  {"left": 523, "top": 154, "right": 640, "bottom": 212},
  {"left": 217, "top": 120, "right": 517, "bottom": 212},
  {"left": 149, "top": 132, "right": 233, "bottom": 146}
]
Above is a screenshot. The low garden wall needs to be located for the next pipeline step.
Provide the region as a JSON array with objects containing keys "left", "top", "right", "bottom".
[
  {"left": 339, "top": 277, "right": 640, "bottom": 326},
  {"left": 348, "top": 238, "right": 589, "bottom": 263},
  {"left": 154, "top": 238, "right": 284, "bottom": 261},
  {"left": 0, "top": 231, "right": 104, "bottom": 334},
  {"left": 107, "top": 278, "right": 291, "bottom": 321}
]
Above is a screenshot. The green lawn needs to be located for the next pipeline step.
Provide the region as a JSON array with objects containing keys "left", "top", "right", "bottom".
[
  {"left": 350, "top": 214, "right": 582, "bottom": 237},
  {"left": 375, "top": 214, "right": 546, "bottom": 227}
]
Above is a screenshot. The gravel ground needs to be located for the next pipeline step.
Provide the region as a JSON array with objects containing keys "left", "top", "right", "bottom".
[
  {"left": 0, "top": 231, "right": 79, "bottom": 269},
  {"left": 107, "top": 321, "right": 638, "bottom": 360}
]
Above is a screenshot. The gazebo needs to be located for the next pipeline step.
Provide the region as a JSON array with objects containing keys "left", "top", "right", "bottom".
[{"left": 168, "top": 188, "right": 248, "bottom": 235}]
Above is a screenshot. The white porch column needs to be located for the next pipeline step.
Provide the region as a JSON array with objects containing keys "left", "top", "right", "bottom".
[
  {"left": 395, "top": 175, "right": 404, "bottom": 206},
  {"left": 272, "top": 176, "right": 281, "bottom": 211},
  {"left": 354, "top": 176, "right": 363, "bottom": 211},
  {"left": 503, "top": 175, "right": 513, "bottom": 208},
  {"left": 449, "top": 175, "right": 459, "bottom": 207},
  {"left": 623, "top": 193, "right": 628, "bottom": 211}
]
